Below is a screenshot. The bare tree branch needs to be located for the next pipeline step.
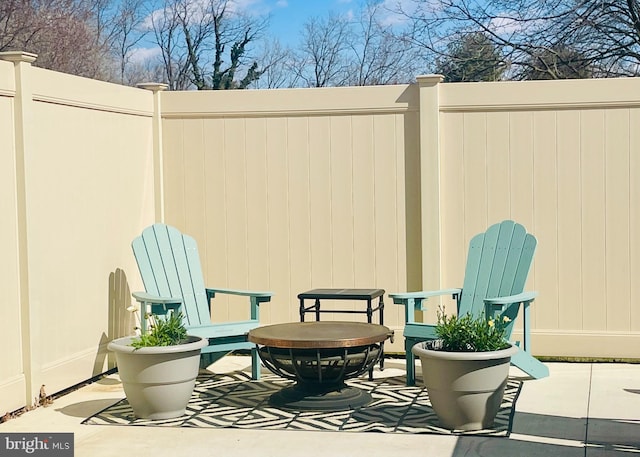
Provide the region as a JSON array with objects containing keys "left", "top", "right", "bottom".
[
  {"left": 398, "top": 0, "right": 640, "bottom": 79},
  {"left": 151, "top": 0, "right": 265, "bottom": 90}
]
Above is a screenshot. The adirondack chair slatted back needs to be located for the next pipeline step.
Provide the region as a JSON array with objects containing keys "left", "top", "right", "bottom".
[
  {"left": 132, "top": 224, "right": 210, "bottom": 327},
  {"left": 459, "top": 220, "right": 536, "bottom": 332},
  {"left": 390, "top": 220, "right": 545, "bottom": 385}
]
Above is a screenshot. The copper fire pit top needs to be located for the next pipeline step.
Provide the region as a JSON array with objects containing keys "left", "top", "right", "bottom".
[{"left": 248, "top": 321, "right": 392, "bottom": 349}]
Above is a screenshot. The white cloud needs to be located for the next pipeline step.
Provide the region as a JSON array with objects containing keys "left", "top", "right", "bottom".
[
  {"left": 488, "top": 16, "right": 525, "bottom": 35},
  {"left": 345, "top": 8, "right": 354, "bottom": 21},
  {"left": 141, "top": 0, "right": 269, "bottom": 29},
  {"left": 127, "top": 47, "right": 162, "bottom": 64},
  {"left": 374, "top": 0, "right": 414, "bottom": 27},
  {"left": 228, "top": 0, "right": 268, "bottom": 16}
]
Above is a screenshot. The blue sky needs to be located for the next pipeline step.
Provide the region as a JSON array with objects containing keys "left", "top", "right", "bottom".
[
  {"left": 256, "top": 0, "right": 367, "bottom": 45},
  {"left": 254, "top": 0, "right": 411, "bottom": 45}
]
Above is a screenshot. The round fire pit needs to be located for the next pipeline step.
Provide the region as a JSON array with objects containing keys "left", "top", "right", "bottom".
[{"left": 248, "top": 322, "right": 392, "bottom": 411}]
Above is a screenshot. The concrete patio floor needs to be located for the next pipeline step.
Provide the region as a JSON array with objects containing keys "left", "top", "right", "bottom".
[{"left": 2, "top": 357, "right": 639, "bottom": 457}]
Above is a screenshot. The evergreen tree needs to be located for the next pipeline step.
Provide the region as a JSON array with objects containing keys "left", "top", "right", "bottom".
[{"left": 435, "top": 32, "right": 504, "bottom": 82}]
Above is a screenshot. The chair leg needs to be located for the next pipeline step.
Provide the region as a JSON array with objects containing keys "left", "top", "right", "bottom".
[
  {"left": 405, "top": 342, "right": 416, "bottom": 386},
  {"left": 199, "top": 352, "right": 225, "bottom": 370},
  {"left": 251, "top": 347, "right": 261, "bottom": 380},
  {"left": 510, "top": 347, "right": 549, "bottom": 379}
]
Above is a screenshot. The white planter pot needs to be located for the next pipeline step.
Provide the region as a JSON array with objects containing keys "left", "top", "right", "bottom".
[
  {"left": 412, "top": 341, "right": 517, "bottom": 431},
  {"left": 108, "top": 335, "right": 207, "bottom": 419}
]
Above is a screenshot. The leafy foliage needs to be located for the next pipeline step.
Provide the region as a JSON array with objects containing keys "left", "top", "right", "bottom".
[
  {"left": 130, "top": 310, "right": 188, "bottom": 348},
  {"left": 435, "top": 308, "right": 511, "bottom": 352}
]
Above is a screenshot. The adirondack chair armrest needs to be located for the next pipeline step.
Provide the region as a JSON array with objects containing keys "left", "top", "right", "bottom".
[
  {"left": 389, "top": 289, "right": 461, "bottom": 323},
  {"left": 390, "top": 289, "right": 461, "bottom": 306},
  {"left": 131, "top": 292, "right": 183, "bottom": 333},
  {"left": 484, "top": 291, "right": 537, "bottom": 351},
  {"left": 483, "top": 291, "right": 537, "bottom": 318},
  {"left": 132, "top": 291, "right": 183, "bottom": 306},
  {"left": 483, "top": 291, "right": 537, "bottom": 306},
  {"left": 205, "top": 288, "right": 273, "bottom": 303},
  {"left": 206, "top": 288, "right": 273, "bottom": 321}
]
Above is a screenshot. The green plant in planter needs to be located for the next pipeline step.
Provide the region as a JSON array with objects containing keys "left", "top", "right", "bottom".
[
  {"left": 110, "top": 306, "right": 206, "bottom": 420},
  {"left": 434, "top": 307, "right": 511, "bottom": 352},
  {"left": 130, "top": 309, "right": 188, "bottom": 349},
  {"left": 415, "top": 307, "right": 518, "bottom": 431}
]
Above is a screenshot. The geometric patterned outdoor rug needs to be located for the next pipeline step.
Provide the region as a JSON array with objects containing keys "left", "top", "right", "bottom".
[{"left": 83, "top": 372, "right": 522, "bottom": 437}]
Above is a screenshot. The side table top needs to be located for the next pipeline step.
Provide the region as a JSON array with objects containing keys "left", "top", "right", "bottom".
[
  {"left": 297, "top": 288, "right": 385, "bottom": 300},
  {"left": 248, "top": 321, "right": 392, "bottom": 349}
]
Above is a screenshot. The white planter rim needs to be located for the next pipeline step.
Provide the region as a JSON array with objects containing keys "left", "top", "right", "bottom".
[
  {"left": 412, "top": 340, "right": 518, "bottom": 361},
  {"left": 108, "top": 335, "right": 207, "bottom": 355}
]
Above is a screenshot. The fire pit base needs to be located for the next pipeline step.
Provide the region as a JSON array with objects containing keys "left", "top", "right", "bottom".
[
  {"left": 248, "top": 322, "right": 393, "bottom": 411},
  {"left": 258, "top": 344, "right": 381, "bottom": 411},
  {"left": 269, "top": 382, "right": 372, "bottom": 411}
]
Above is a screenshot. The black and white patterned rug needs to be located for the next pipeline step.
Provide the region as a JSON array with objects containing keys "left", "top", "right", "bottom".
[{"left": 83, "top": 372, "right": 522, "bottom": 436}]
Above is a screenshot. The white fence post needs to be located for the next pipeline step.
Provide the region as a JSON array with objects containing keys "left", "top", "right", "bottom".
[
  {"left": 0, "top": 51, "right": 40, "bottom": 408},
  {"left": 416, "top": 74, "right": 444, "bottom": 308},
  {"left": 137, "top": 82, "right": 168, "bottom": 223}
]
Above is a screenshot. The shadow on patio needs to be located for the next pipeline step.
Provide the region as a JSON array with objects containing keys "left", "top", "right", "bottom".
[{"left": 1, "top": 360, "right": 633, "bottom": 457}]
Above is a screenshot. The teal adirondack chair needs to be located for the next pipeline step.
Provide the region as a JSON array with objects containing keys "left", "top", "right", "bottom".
[
  {"left": 131, "top": 223, "right": 273, "bottom": 380},
  {"left": 389, "top": 220, "right": 549, "bottom": 386}
]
